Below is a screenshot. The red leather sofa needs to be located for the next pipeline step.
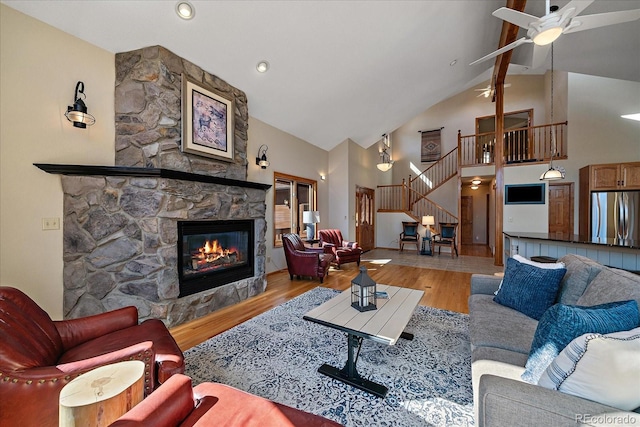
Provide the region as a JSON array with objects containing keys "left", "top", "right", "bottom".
[
  {"left": 318, "top": 229, "right": 362, "bottom": 268},
  {"left": 110, "top": 373, "right": 342, "bottom": 426},
  {"left": 282, "top": 233, "right": 334, "bottom": 283},
  {"left": 0, "top": 286, "right": 185, "bottom": 427}
]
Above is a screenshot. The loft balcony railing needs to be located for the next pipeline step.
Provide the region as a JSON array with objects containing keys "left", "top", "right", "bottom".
[{"left": 459, "top": 121, "right": 568, "bottom": 167}]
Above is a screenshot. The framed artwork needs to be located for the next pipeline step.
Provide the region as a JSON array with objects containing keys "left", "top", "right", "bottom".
[{"left": 181, "top": 74, "right": 234, "bottom": 161}]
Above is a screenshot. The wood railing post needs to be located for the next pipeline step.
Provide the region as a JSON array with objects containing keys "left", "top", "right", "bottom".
[
  {"left": 401, "top": 178, "right": 406, "bottom": 211},
  {"left": 457, "top": 130, "right": 462, "bottom": 168}
]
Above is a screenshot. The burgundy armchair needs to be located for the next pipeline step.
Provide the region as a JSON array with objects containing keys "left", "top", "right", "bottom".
[
  {"left": 282, "top": 233, "right": 334, "bottom": 283},
  {"left": 0, "top": 286, "right": 185, "bottom": 427},
  {"left": 318, "top": 229, "right": 362, "bottom": 268},
  {"left": 111, "top": 374, "right": 342, "bottom": 427}
]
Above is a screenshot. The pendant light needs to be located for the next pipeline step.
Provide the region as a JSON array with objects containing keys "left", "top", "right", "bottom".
[
  {"left": 377, "top": 133, "right": 394, "bottom": 172},
  {"left": 540, "top": 43, "right": 565, "bottom": 181}
]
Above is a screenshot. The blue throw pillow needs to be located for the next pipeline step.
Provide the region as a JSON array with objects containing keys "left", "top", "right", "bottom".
[
  {"left": 493, "top": 257, "right": 567, "bottom": 320},
  {"left": 522, "top": 300, "right": 640, "bottom": 384}
]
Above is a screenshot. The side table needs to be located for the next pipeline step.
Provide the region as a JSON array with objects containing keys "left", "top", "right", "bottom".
[
  {"left": 420, "top": 236, "right": 433, "bottom": 256},
  {"left": 305, "top": 239, "right": 320, "bottom": 247},
  {"left": 59, "top": 360, "right": 145, "bottom": 427}
]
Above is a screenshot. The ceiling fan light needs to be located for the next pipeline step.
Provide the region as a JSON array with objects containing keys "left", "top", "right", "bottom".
[{"left": 533, "top": 26, "right": 563, "bottom": 45}]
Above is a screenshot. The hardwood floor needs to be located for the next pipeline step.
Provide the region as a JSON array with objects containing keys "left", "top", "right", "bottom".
[
  {"left": 460, "top": 243, "right": 493, "bottom": 257},
  {"left": 170, "top": 259, "right": 475, "bottom": 352}
]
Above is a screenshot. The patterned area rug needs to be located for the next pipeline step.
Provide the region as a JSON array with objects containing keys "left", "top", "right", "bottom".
[{"left": 185, "top": 287, "right": 474, "bottom": 426}]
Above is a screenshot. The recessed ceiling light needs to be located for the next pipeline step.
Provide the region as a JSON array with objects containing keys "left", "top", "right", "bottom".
[
  {"left": 449, "top": 59, "right": 458, "bottom": 66},
  {"left": 256, "top": 61, "right": 270, "bottom": 73},
  {"left": 621, "top": 113, "right": 640, "bottom": 122},
  {"left": 176, "top": 1, "right": 195, "bottom": 20}
]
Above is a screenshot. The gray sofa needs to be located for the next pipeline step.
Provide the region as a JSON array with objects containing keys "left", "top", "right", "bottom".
[{"left": 469, "top": 253, "right": 640, "bottom": 427}]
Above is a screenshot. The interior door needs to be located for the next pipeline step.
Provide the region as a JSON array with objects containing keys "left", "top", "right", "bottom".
[
  {"left": 549, "top": 182, "right": 574, "bottom": 239},
  {"left": 461, "top": 196, "right": 474, "bottom": 245},
  {"left": 356, "top": 186, "right": 375, "bottom": 251}
]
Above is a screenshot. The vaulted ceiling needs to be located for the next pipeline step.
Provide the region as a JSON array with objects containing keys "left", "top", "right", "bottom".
[{"left": 3, "top": 0, "right": 638, "bottom": 151}]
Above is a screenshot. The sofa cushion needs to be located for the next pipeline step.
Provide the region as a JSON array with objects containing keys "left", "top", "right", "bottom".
[
  {"left": 557, "top": 254, "right": 602, "bottom": 305},
  {"left": 521, "top": 300, "right": 640, "bottom": 384},
  {"left": 493, "top": 257, "right": 566, "bottom": 320},
  {"left": 576, "top": 267, "right": 640, "bottom": 308},
  {"left": 469, "top": 294, "right": 538, "bottom": 355},
  {"left": 537, "top": 327, "right": 640, "bottom": 411}
]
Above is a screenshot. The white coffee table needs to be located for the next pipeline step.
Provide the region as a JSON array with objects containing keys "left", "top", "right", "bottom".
[{"left": 303, "top": 284, "right": 424, "bottom": 397}]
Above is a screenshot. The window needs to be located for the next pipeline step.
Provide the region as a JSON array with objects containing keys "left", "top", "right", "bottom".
[{"left": 273, "top": 173, "right": 317, "bottom": 247}]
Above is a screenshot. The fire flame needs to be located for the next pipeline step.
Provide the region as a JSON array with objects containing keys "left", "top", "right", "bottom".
[{"left": 193, "top": 239, "right": 239, "bottom": 264}]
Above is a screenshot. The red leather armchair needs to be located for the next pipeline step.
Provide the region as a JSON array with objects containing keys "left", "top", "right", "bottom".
[
  {"left": 0, "top": 286, "right": 185, "bottom": 427},
  {"left": 318, "top": 229, "right": 362, "bottom": 268},
  {"left": 282, "top": 233, "right": 334, "bottom": 283},
  {"left": 111, "top": 374, "right": 342, "bottom": 427}
]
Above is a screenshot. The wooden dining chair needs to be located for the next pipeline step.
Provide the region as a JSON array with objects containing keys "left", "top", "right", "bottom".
[
  {"left": 433, "top": 223, "right": 459, "bottom": 258},
  {"left": 399, "top": 221, "right": 420, "bottom": 253}
]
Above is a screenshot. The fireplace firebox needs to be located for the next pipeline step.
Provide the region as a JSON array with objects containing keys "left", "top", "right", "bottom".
[{"left": 178, "top": 220, "right": 254, "bottom": 297}]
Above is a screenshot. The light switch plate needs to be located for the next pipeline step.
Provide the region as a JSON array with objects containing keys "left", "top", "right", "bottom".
[{"left": 42, "top": 217, "right": 60, "bottom": 230}]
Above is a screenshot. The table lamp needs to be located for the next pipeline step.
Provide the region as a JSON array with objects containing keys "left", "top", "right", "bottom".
[
  {"left": 422, "top": 215, "right": 435, "bottom": 238},
  {"left": 303, "top": 210, "right": 320, "bottom": 239}
]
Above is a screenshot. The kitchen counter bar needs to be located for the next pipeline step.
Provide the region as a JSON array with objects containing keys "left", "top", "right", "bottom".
[
  {"left": 503, "top": 232, "right": 639, "bottom": 272},
  {"left": 503, "top": 232, "right": 639, "bottom": 250}
]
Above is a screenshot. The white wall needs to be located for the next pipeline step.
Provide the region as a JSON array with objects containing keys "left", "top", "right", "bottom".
[
  {"left": 0, "top": 5, "right": 115, "bottom": 318},
  {"left": 376, "top": 212, "right": 419, "bottom": 250},
  {"left": 562, "top": 73, "right": 640, "bottom": 233},
  {"left": 503, "top": 164, "right": 551, "bottom": 233},
  {"left": 328, "top": 139, "right": 350, "bottom": 236},
  {"left": 247, "top": 117, "right": 329, "bottom": 274}
]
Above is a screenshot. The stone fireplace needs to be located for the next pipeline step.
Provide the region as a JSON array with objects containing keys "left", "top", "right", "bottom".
[{"left": 38, "top": 46, "right": 270, "bottom": 328}]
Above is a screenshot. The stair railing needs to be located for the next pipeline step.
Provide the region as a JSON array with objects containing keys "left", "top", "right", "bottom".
[
  {"left": 459, "top": 121, "right": 568, "bottom": 167},
  {"left": 409, "top": 147, "right": 458, "bottom": 202}
]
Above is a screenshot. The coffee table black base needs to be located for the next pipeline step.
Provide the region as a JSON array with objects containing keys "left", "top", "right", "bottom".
[{"left": 317, "top": 363, "right": 388, "bottom": 398}]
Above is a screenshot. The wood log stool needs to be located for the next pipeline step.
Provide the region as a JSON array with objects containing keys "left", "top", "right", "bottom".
[{"left": 59, "top": 360, "right": 144, "bottom": 427}]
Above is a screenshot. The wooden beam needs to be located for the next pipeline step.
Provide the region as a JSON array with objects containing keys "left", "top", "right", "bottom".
[{"left": 491, "top": 0, "right": 526, "bottom": 266}]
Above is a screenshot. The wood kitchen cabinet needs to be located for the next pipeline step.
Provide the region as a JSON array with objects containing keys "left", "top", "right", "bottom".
[
  {"left": 589, "top": 162, "right": 640, "bottom": 190},
  {"left": 578, "top": 161, "right": 640, "bottom": 236}
]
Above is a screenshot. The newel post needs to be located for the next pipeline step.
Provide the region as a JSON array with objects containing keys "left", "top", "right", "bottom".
[{"left": 402, "top": 178, "right": 407, "bottom": 211}]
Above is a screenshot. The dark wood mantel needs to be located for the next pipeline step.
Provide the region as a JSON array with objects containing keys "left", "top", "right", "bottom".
[{"left": 34, "top": 163, "right": 272, "bottom": 190}]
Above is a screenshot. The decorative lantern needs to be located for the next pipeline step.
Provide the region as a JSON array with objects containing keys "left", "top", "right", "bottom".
[{"left": 351, "top": 266, "right": 377, "bottom": 312}]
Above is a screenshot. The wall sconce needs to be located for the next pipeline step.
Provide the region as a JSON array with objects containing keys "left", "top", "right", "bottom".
[
  {"left": 255, "top": 144, "right": 270, "bottom": 169},
  {"left": 64, "top": 81, "right": 95, "bottom": 128}
]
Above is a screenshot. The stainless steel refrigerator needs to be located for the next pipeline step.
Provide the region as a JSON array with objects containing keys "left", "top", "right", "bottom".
[{"left": 591, "top": 191, "right": 640, "bottom": 242}]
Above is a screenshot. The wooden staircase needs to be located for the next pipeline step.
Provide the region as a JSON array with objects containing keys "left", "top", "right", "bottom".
[{"left": 378, "top": 147, "right": 459, "bottom": 225}]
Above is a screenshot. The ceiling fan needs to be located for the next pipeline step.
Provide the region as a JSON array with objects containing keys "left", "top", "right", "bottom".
[
  {"left": 475, "top": 83, "right": 511, "bottom": 98},
  {"left": 470, "top": 0, "right": 640, "bottom": 68}
]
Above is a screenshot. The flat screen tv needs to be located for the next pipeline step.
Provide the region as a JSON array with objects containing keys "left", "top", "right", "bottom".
[{"left": 505, "top": 183, "right": 545, "bottom": 205}]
